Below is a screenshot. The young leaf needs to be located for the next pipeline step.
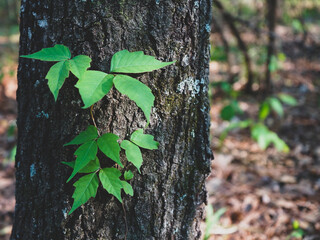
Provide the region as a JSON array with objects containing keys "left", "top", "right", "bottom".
[
  {"left": 130, "top": 129, "right": 159, "bottom": 150},
  {"left": 69, "top": 55, "right": 92, "bottom": 78},
  {"left": 97, "top": 133, "right": 123, "bottom": 167},
  {"left": 120, "top": 140, "right": 143, "bottom": 172},
  {"left": 45, "top": 60, "right": 70, "bottom": 101},
  {"left": 114, "top": 75, "right": 154, "bottom": 123},
  {"left": 75, "top": 70, "right": 114, "bottom": 108},
  {"left": 21, "top": 44, "right": 71, "bottom": 61},
  {"left": 220, "top": 104, "right": 235, "bottom": 121},
  {"left": 124, "top": 170, "right": 134, "bottom": 181},
  {"left": 268, "top": 97, "right": 284, "bottom": 118},
  {"left": 219, "top": 120, "right": 252, "bottom": 142},
  {"left": 110, "top": 49, "right": 175, "bottom": 73},
  {"left": 259, "top": 101, "right": 270, "bottom": 121},
  {"left": 99, "top": 168, "right": 123, "bottom": 202},
  {"left": 69, "top": 172, "right": 99, "bottom": 214},
  {"left": 62, "top": 157, "right": 100, "bottom": 173},
  {"left": 67, "top": 141, "right": 98, "bottom": 183},
  {"left": 64, "top": 125, "right": 98, "bottom": 146},
  {"left": 121, "top": 181, "right": 134, "bottom": 196},
  {"left": 278, "top": 93, "right": 297, "bottom": 106}
]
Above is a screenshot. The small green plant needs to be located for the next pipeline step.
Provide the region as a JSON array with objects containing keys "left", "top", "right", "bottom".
[
  {"left": 259, "top": 93, "right": 297, "bottom": 121},
  {"left": 204, "top": 205, "right": 227, "bottom": 240},
  {"left": 21, "top": 44, "right": 175, "bottom": 214},
  {"left": 286, "top": 220, "right": 304, "bottom": 239},
  {"left": 211, "top": 81, "right": 242, "bottom": 121},
  {"left": 216, "top": 80, "right": 297, "bottom": 152}
]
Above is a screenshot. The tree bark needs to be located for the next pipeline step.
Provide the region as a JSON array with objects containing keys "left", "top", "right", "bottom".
[{"left": 11, "top": 0, "right": 212, "bottom": 240}]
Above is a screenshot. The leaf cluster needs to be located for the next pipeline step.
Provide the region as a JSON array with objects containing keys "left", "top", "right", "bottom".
[{"left": 21, "top": 45, "right": 174, "bottom": 214}]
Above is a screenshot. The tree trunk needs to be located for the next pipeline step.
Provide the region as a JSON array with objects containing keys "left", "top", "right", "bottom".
[
  {"left": 264, "top": 0, "right": 277, "bottom": 95},
  {"left": 213, "top": 0, "right": 254, "bottom": 93},
  {"left": 11, "top": 1, "right": 212, "bottom": 239}
]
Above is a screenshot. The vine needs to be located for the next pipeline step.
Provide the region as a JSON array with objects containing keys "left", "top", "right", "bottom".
[{"left": 21, "top": 44, "right": 175, "bottom": 214}]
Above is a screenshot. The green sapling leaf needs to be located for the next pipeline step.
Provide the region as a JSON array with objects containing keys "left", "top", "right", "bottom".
[
  {"left": 268, "top": 97, "right": 284, "bottom": 118},
  {"left": 75, "top": 70, "right": 114, "bottom": 108},
  {"left": 97, "top": 133, "right": 123, "bottom": 167},
  {"left": 110, "top": 49, "right": 175, "bottom": 73},
  {"left": 67, "top": 141, "right": 98, "bottom": 182},
  {"left": 114, "top": 75, "right": 154, "bottom": 123},
  {"left": 69, "top": 55, "right": 92, "bottom": 78},
  {"left": 64, "top": 125, "right": 98, "bottom": 146},
  {"left": 259, "top": 102, "right": 270, "bottom": 121},
  {"left": 220, "top": 104, "right": 235, "bottom": 121},
  {"left": 121, "top": 181, "right": 134, "bottom": 196},
  {"left": 62, "top": 157, "right": 100, "bottom": 173},
  {"left": 46, "top": 60, "right": 70, "bottom": 101},
  {"left": 99, "top": 168, "right": 123, "bottom": 202},
  {"left": 69, "top": 172, "right": 99, "bottom": 214},
  {"left": 124, "top": 170, "right": 134, "bottom": 181},
  {"left": 277, "top": 93, "right": 297, "bottom": 106},
  {"left": 130, "top": 129, "right": 159, "bottom": 150},
  {"left": 21, "top": 44, "right": 71, "bottom": 61},
  {"left": 120, "top": 140, "right": 143, "bottom": 172}
]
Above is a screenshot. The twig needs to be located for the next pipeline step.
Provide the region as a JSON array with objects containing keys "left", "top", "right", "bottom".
[{"left": 90, "top": 105, "right": 100, "bottom": 136}]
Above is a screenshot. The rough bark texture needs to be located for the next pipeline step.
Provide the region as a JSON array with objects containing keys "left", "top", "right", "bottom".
[{"left": 11, "top": 0, "right": 212, "bottom": 239}]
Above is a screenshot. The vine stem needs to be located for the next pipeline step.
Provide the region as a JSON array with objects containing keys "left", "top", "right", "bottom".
[
  {"left": 90, "top": 105, "right": 100, "bottom": 136},
  {"left": 122, "top": 202, "right": 128, "bottom": 240}
]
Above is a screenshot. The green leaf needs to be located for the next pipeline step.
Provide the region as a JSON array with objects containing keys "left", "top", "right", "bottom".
[
  {"left": 270, "top": 132, "right": 290, "bottom": 153},
  {"left": 205, "top": 205, "right": 227, "bottom": 240},
  {"left": 124, "top": 170, "right": 134, "bottom": 181},
  {"left": 69, "top": 172, "right": 99, "bottom": 214},
  {"left": 121, "top": 181, "right": 134, "bottom": 196},
  {"left": 67, "top": 141, "right": 98, "bottom": 183},
  {"left": 99, "top": 168, "right": 123, "bottom": 202},
  {"left": 121, "top": 140, "right": 143, "bottom": 172},
  {"left": 220, "top": 120, "right": 251, "bottom": 142},
  {"left": 130, "top": 129, "right": 159, "bottom": 150},
  {"left": 291, "top": 229, "right": 304, "bottom": 238},
  {"left": 97, "top": 133, "right": 123, "bottom": 167},
  {"left": 293, "top": 220, "right": 300, "bottom": 230},
  {"left": 251, "top": 124, "right": 289, "bottom": 152},
  {"left": 251, "top": 124, "right": 269, "bottom": 142},
  {"left": 220, "top": 82, "right": 232, "bottom": 94},
  {"left": 69, "top": 55, "right": 92, "bottom": 78},
  {"left": 110, "top": 49, "right": 175, "bottom": 73},
  {"left": 64, "top": 125, "right": 98, "bottom": 146},
  {"left": 21, "top": 44, "right": 71, "bottom": 61},
  {"left": 269, "top": 55, "right": 278, "bottom": 72},
  {"left": 62, "top": 157, "right": 100, "bottom": 173},
  {"left": 114, "top": 75, "right": 154, "bottom": 123},
  {"left": 268, "top": 97, "right": 284, "bottom": 117},
  {"left": 46, "top": 60, "right": 70, "bottom": 101},
  {"left": 75, "top": 70, "right": 114, "bottom": 108},
  {"left": 278, "top": 93, "right": 297, "bottom": 106},
  {"left": 220, "top": 104, "right": 235, "bottom": 121},
  {"left": 259, "top": 101, "right": 270, "bottom": 121}
]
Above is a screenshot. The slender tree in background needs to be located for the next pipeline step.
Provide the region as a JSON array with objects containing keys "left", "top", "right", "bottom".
[
  {"left": 265, "top": 0, "right": 277, "bottom": 94},
  {"left": 213, "top": 0, "right": 254, "bottom": 93},
  {"left": 11, "top": 1, "right": 212, "bottom": 239}
]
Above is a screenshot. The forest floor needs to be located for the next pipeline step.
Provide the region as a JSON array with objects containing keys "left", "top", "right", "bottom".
[
  {"left": 205, "top": 28, "right": 320, "bottom": 239},
  {"left": 0, "top": 28, "right": 320, "bottom": 240}
]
